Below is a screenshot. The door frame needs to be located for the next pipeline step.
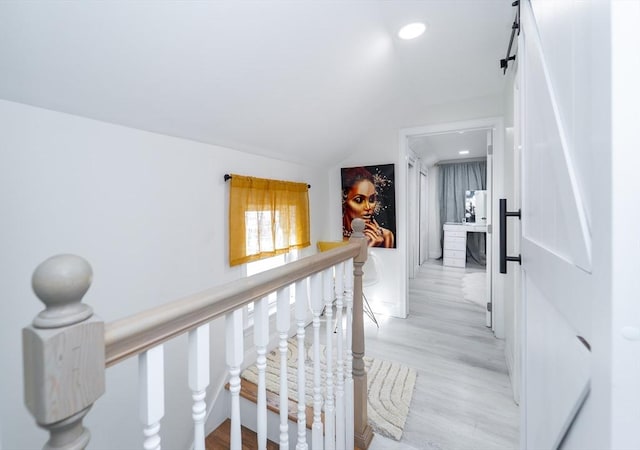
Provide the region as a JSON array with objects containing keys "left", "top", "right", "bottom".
[
  {"left": 419, "top": 168, "right": 429, "bottom": 265},
  {"left": 406, "top": 155, "right": 418, "bottom": 280},
  {"left": 399, "top": 116, "right": 505, "bottom": 337}
]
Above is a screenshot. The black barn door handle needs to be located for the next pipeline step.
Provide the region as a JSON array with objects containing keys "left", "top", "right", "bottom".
[{"left": 499, "top": 198, "right": 522, "bottom": 274}]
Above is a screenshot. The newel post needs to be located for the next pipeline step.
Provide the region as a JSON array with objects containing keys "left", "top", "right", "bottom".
[
  {"left": 348, "top": 219, "right": 374, "bottom": 449},
  {"left": 22, "top": 255, "right": 105, "bottom": 450}
]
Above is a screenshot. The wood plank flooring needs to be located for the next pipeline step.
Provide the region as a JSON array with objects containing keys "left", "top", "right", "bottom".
[
  {"left": 210, "top": 260, "right": 518, "bottom": 449},
  {"left": 366, "top": 260, "right": 519, "bottom": 450},
  {"left": 205, "top": 419, "right": 279, "bottom": 450}
]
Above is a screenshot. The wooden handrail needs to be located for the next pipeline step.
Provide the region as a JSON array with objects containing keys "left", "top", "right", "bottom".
[
  {"left": 104, "top": 242, "right": 361, "bottom": 367},
  {"left": 23, "top": 218, "right": 371, "bottom": 449}
]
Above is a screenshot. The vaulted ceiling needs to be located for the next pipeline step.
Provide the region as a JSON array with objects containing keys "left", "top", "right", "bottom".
[{"left": 0, "top": 1, "right": 514, "bottom": 166}]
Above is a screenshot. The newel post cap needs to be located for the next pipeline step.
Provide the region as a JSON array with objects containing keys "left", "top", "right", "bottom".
[
  {"left": 349, "top": 218, "right": 368, "bottom": 263},
  {"left": 351, "top": 218, "right": 365, "bottom": 236},
  {"left": 31, "top": 254, "right": 93, "bottom": 328}
]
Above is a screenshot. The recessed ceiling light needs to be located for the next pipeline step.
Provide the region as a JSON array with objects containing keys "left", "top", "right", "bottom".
[
  {"left": 459, "top": 150, "right": 470, "bottom": 155},
  {"left": 398, "top": 22, "right": 426, "bottom": 40}
]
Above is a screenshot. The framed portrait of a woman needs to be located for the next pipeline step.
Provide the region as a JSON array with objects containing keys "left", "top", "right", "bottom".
[{"left": 341, "top": 164, "right": 396, "bottom": 248}]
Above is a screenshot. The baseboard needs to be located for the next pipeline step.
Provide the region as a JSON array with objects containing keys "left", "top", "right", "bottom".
[{"left": 504, "top": 342, "right": 520, "bottom": 405}]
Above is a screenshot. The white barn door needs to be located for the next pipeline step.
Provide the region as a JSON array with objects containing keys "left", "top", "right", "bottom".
[
  {"left": 520, "top": 1, "right": 640, "bottom": 448},
  {"left": 519, "top": 2, "right": 593, "bottom": 448}
]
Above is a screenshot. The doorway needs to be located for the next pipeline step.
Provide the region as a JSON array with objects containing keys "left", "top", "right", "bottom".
[{"left": 399, "top": 117, "right": 505, "bottom": 337}]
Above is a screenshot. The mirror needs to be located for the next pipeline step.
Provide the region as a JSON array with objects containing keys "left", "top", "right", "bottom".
[{"left": 465, "top": 190, "right": 487, "bottom": 224}]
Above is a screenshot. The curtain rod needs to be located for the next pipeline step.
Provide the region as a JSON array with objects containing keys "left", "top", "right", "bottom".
[
  {"left": 500, "top": 0, "right": 520, "bottom": 74},
  {"left": 435, "top": 157, "right": 486, "bottom": 166},
  {"left": 224, "top": 173, "right": 311, "bottom": 189}
]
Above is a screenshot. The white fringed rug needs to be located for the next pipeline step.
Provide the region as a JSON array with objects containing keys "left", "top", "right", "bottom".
[{"left": 241, "top": 338, "right": 417, "bottom": 441}]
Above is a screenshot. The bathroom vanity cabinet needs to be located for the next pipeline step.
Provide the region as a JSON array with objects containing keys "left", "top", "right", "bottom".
[{"left": 443, "top": 222, "right": 488, "bottom": 268}]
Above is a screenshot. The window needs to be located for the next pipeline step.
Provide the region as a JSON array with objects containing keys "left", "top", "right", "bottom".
[
  {"left": 228, "top": 174, "right": 310, "bottom": 267},
  {"left": 244, "top": 211, "right": 284, "bottom": 257}
]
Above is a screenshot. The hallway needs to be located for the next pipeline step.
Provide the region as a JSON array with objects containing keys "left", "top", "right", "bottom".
[{"left": 366, "top": 260, "right": 519, "bottom": 450}]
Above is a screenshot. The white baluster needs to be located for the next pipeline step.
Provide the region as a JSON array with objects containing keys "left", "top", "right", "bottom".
[
  {"left": 344, "top": 258, "right": 355, "bottom": 450},
  {"left": 295, "top": 278, "right": 309, "bottom": 450},
  {"left": 323, "top": 268, "right": 336, "bottom": 450},
  {"left": 189, "top": 325, "right": 210, "bottom": 450},
  {"left": 277, "top": 287, "right": 291, "bottom": 450},
  {"left": 310, "top": 273, "right": 324, "bottom": 450},
  {"left": 254, "top": 296, "right": 270, "bottom": 450},
  {"left": 140, "top": 345, "right": 164, "bottom": 450},
  {"left": 335, "top": 262, "right": 346, "bottom": 450},
  {"left": 226, "top": 309, "right": 244, "bottom": 450}
]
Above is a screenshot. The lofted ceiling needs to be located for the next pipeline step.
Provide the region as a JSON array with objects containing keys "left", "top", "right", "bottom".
[{"left": 0, "top": 1, "right": 514, "bottom": 166}]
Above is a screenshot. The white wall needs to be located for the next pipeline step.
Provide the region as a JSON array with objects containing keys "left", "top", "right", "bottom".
[
  {"left": 583, "top": 2, "right": 640, "bottom": 449},
  {"left": 327, "top": 94, "right": 503, "bottom": 318},
  {"left": 0, "top": 100, "right": 330, "bottom": 450},
  {"left": 327, "top": 162, "right": 401, "bottom": 318},
  {"left": 609, "top": 3, "right": 640, "bottom": 447}
]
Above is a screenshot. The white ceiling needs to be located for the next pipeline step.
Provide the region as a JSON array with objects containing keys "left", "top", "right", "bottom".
[
  {"left": 409, "top": 128, "right": 489, "bottom": 166},
  {"left": 0, "top": 1, "right": 514, "bottom": 166}
]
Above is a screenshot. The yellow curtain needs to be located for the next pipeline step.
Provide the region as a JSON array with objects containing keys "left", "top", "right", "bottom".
[{"left": 228, "top": 174, "right": 310, "bottom": 267}]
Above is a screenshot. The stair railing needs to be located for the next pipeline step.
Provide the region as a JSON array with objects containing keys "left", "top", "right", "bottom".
[{"left": 22, "top": 218, "right": 373, "bottom": 450}]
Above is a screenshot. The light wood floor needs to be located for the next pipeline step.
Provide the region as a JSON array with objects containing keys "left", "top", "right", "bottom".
[{"left": 366, "top": 260, "right": 519, "bottom": 450}]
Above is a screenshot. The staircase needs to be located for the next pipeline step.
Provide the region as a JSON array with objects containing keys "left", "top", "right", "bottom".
[
  {"left": 209, "top": 379, "right": 313, "bottom": 449},
  {"left": 20, "top": 219, "right": 373, "bottom": 450},
  {"left": 234, "top": 378, "right": 317, "bottom": 430},
  {"left": 206, "top": 418, "right": 278, "bottom": 450},
  {"left": 210, "top": 378, "right": 367, "bottom": 450}
]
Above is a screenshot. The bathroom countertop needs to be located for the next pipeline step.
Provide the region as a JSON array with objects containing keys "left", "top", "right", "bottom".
[{"left": 443, "top": 222, "right": 488, "bottom": 232}]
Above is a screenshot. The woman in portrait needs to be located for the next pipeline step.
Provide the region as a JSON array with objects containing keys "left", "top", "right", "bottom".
[{"left": 342, "top": 166, "right": 395, "bottom": 248}]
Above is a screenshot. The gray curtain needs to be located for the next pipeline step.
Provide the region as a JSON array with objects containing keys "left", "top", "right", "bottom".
[{"left": 439, "top": 160, "right": 487, "bottom": 265}]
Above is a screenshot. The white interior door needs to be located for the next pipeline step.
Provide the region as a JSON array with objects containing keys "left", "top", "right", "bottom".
[{"left": 520, "top": 2, "right": 592, "bottom": 448}]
